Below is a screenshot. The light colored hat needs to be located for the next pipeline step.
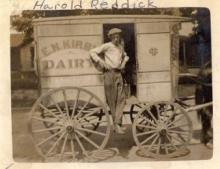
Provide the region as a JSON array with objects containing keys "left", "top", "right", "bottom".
[{"left": 108, "top": 28, "right": 122, "bottom": 37}]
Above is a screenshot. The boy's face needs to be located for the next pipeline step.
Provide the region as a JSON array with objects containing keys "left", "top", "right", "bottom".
[{"left": 111, "top": 33, "right": 121, "bottom": 46}]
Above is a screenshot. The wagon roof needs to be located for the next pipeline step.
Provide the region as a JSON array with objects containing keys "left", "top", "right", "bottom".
[{"left": 33, "top": 15, "right": 192, "bottom": 24}]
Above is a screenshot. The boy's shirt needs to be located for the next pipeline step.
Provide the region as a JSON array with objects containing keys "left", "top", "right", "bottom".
[{"left": 90, "top": 42, "right": 129, "bottom": 69}]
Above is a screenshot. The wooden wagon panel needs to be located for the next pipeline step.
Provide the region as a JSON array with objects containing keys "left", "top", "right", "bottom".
[
  {"left": 40, "top": 74, "right": 103, "bottom": 88},
  {"left": 37, "top": 24, "right": 102, "bottom": 37},
  {"left": 36, "top": 25, "right": 105, "bottom": 99},
  {"left": 136, "top": 33, "right": 171, "bottom": 72},
  {"left": 38, "top": 36, "right": 101, "bottom": 76},
  {"left": 137, "top": 71, "right": 171, "bottom": 84},
  {"left": 135, "top": 26, "right": 172, "bottom": 102},
  {"left": 136, "top": 22, "right": 170, "bottom": 34},
  {"left": 137, "top": 82, "right": 172, "bottom": 102}
]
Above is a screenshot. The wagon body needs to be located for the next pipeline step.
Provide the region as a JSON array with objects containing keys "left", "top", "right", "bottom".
[
  {"left": 30, "top": 15, "right": 199, "bottom": 161},
  {"left": 33, "top": 15, "right": 191, "bottom": 104}
]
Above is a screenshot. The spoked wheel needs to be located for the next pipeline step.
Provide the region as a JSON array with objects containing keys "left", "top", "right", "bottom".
[
  {"left": 130, "top": 103, "right": 149, "bottom": 132},
  {"left": 41, "top": 101, "right": 103, "bottom": 137},
  {"left": 132, "top": 101, "right": 192, "bottom": 159},
  {"left": 29, "top": 87, "right": 111, "bottom": 162},
  {"left": 130, "top": 103, "right": 146, "bottom": 123}
]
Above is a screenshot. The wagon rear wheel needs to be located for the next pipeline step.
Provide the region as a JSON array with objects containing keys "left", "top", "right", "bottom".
[
  {"left": 132, "top": 101, "right": 192, "bottom": 159},
  {"left": 29, "top": 87, "right": 111, "bottom": 161}
]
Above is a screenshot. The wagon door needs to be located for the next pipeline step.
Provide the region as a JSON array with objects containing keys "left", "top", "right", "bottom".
[{"left": 136, "top": 22, "right": 173, "bottom": 102}]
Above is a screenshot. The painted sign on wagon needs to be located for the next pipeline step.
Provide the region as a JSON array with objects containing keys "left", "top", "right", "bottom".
[{"left": 39, "top": 36, "right": 102, "bottom": 76}]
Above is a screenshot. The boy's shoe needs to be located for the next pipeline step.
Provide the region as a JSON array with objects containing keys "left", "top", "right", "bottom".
[{"left": 114, "top": 124, "right": 125, "bottom": 134}]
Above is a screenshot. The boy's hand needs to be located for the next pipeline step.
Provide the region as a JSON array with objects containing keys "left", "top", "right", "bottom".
[{"left": 98, "top": 59, "right": 111, "bottom": 70}]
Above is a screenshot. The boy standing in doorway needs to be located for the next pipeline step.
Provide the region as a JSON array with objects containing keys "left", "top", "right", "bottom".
[{"left": 89, "top": 28, "right": 129, "bottom": 134}]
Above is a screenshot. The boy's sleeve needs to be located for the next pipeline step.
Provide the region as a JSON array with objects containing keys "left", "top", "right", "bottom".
[{"left": 89, "top": 43, "right": 108, "bottom": 62}]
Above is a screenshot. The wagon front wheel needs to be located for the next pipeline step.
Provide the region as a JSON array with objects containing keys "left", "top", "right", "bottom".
[
  {"left": 29, "top": 87, "right": 111, "bottom": 161},
  {"left": 132, "top": 101, "right": 192, "bottom": 159}
]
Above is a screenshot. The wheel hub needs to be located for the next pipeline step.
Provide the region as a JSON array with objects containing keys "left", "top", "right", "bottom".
[
  {"left": 157, "top": 123, "right": 168, "bottom": 136},
  {"left": 66, "top": 125, "right": 74, "bottom": 133},
  {"left": 160, "top": 128, "right": 167, "bottom": 136}
]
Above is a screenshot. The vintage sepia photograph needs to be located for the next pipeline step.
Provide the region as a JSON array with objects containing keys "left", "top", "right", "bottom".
[{"left": 10, "top": 8, "right": 212, "bottom": 162}]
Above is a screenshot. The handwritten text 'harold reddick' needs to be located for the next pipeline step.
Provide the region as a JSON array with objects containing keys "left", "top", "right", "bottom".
[{"left": 33, "top": 0, "right": 157, "bottom": 10}]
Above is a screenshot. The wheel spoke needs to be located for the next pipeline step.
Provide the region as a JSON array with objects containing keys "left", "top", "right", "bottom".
[
  {"left": 167, "top": 132, "right": 185, "bottom": 145},
  {"left": 62, "top": 89, "right": 70, "bottom": 120},
  {"left": 75, "top": 130, "right": 99, "bottom": 149},
  {"left": 144, "top": 135, "right": 159, "bottom": 154},
  {"left": 167, "top": 129, "right": 189, "bottom": 136},
  {"left": 60, "top": 133, "right": 68, "bottom": 160},
  {"left": 81, "top": 116, "right": 100, "bottom": 128},
  {"left": 136, "top": 104, "right": 145, "bottom": 108},
  {"left": 80, "top": 115, "right": 102, "bottom": 124},
  {"left": 140, "top": 132, "right": 158, "bottom": 145},
  {"left": 168, "top": 123, "right": 188, "bottom": 130},
  {"left": 76, "top": 127, "right": 106, "bottom": 136},
  {"left": 75, "top": 96, "right": 94, "bottom": 119},
  {"left": 136, "top": 124, "right": 157, "bottom": 130},
  {"left": 37, "top": 129, "right": 64, "bottom": 146},
  {"left": 137, "top": 119, "right": 145, "bottom": 125},
  {"left": 165, "top": 133, "right": 178, "bottom": 150},
  {"left": 167, "top": 115, "right": 184, "bottom": 127},
  {"left": 145, "top": 108, "right": 158, "bottom": 124},
  {"left": 75, "top": 133, "right": 88, "bottom": 157},
  {"left": 137, "top": 130, "right": 157, "bottom": 137},
  {"left": 70, "top": 139, "right": 75, "bottom": 160},
  {"left": 32, "top": 126, "right": 62, "bottom": 133},
  {"left": 161, "top": 104, "right": 168, "bottom": 119},
  {"left": 137, "top": 114, "right": 157, "bottom": 127},
  {"left": 46, "top": 131, "right": 66, "bottom": 156},
  {"left": 50, "top": 96, "right": 67, "bottom": 121},
  {"left": 164, "top": 106, "right": 181, "bottom": 125},
  {"left": 163, "top": 143, "right": 169, "bottom": 154},
  {"left": 81, "top": 122, "right": 96, "bottom": 128},
  {"left": 156, "top": 137, "right": 161, "bottom": 154},
  {"left": 156, "top": 104, "right": 161, "bottom": 122},
  {"left": 80, "top": 119, "right": 107, "bottom": 126},
  {"left": 39, "top": 103, "right": 61, "bottom": 121},
  {"left": 78, "top": 107, "right": 102, "bottom": 122},
  {"left": 83, "top": 116, "right": 99, "bottom": 122},
  {"left": 71, "top": 89, "right": 80, "bottom": 119},
  {"left": 32, "top": 116, "right": 63, "bottom": 126}
]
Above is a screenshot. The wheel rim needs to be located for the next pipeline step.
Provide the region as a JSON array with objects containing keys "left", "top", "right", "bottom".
[
  {"left": 132, "top": 101, "right": 192, "bottom": 158},
  {"left": 29, "top": 87, "right": 111, "bottom": 161}
]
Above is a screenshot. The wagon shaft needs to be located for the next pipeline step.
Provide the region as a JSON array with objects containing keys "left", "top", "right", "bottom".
[{"left": 185, "top": 102, "right": 213, "bottom": 112}]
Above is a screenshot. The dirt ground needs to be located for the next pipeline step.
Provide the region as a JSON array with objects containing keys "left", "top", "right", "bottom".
[{"left": 12, "top": 108, "right": 212, "bottom": 162}]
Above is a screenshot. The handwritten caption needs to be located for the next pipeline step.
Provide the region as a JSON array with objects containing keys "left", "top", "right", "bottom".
[{"left": 33, "top": 0, "right": 157, "bottom": 10}]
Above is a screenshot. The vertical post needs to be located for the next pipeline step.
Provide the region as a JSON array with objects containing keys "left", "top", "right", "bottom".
[
  {"left": 183, "top": 41, "right": 187, "bottom": 68},
  {"left": 170, "top": 23, "right": 181, "bottom": 100}
]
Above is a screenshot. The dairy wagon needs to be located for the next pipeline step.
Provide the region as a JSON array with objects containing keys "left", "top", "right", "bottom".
[{"left": 29, "top": 15, "right": 212, "bottom": 161}]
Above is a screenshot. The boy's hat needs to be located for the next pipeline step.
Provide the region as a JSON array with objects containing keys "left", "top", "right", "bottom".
[{"left": 108, "top": 28, "right": 122, "bottom": 37}]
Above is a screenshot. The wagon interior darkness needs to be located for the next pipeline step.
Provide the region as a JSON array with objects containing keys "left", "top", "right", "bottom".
[{"left": 103, "top": 23, "right": 137, "bottom": 95}]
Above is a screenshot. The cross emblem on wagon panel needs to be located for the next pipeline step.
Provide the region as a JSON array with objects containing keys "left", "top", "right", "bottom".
[{"left": 149, "top": 47, "right": 158, "bottom": 56}]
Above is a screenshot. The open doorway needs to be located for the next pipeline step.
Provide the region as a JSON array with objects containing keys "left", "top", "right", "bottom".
[{"left": 103, "top": 23, "right": 137, "bottom": 96}]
